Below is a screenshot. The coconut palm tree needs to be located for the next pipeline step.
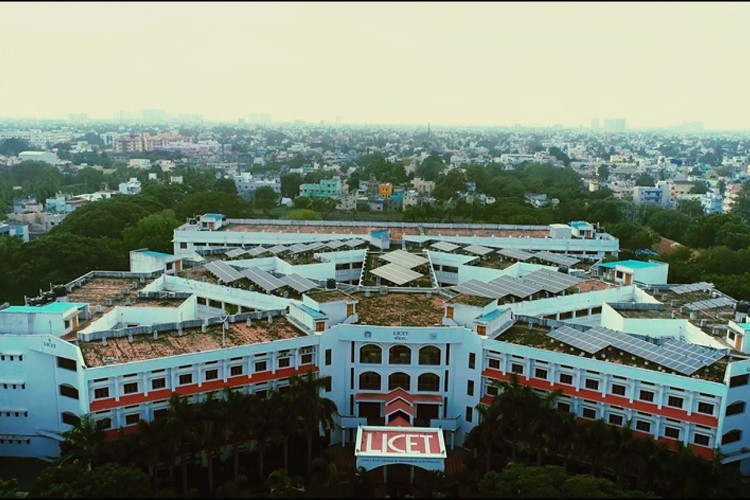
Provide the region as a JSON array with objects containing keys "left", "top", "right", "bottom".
[
  {"left": 165, "top": 393, "right": 199, "bottom": 494},
  {"left": 283, "top": 370, "right": 338, "bottom": 474},
  {"left": 222, "top": 387, "right": 252, "bottom": 482},
  {"left": 58, "top": 413, "right": 107, "bottom": 471},
  {"left": 196, "top": 391, "right": 225, "bottom": 495}
]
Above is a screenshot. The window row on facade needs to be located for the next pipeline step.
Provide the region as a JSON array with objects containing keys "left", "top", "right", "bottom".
[
  {"left": 88, "top": 347, "right": 316, "bottom": 400},
  {"left": 358, "top": 371, "right": 443, "bottom": 392},
  {"left": 485, "top": 353, "right": 722, "bottom": 417},
  {"left": 358, "top": 344, "right": 442, "bottom": 365}
]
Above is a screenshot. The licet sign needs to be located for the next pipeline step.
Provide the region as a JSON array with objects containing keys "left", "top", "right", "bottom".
[{"left": 358, "top": 428, "right": 443, "bottom": 456}]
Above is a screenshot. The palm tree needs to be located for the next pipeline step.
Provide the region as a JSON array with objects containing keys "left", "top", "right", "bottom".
[
  {"left": 283, "top": 370, "right": 339, "bottom": 474},
  {"left": 165, "top": 393, "right": 199, "bottom": 494},
  {"left": 468, "top": 400, "right": 503, "bottom": 472},
  {"left": 59, "top": 413, "right": 107, "bottom": 471},
  {"left": 196, "top": 391, "right": 225, "bottom": 495},
  {"left": 248, "top": 391, "right": 282, "bottom": 481},
  {"left": 222, "top": 387, "right": 252, "bottom": 482}
]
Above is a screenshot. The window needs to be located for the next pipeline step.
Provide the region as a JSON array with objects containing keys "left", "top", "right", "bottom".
[
  {"left": 487, "top": 385, "right": 499, "bottom": 396},
  {"left": 609, "top": 414, "right": 624, "bottom": 426},
  {"left": 325, "top": 349, "right": 332, "bottom": 366},
  {"left": 255, "top": 361, "right": 267, "bottom": 372},
  {"left": 582, "top": 407, "right": 597, "bottom": 419},
  {"left": 61, "top": 412, "right": 80, "bottom": 426},
  {"left": 388, "top": 372, "right": 410, "bottom": 391},
  {"left": 152, "top": 378, "right": 166, "bottom": 390},
  {"left": 557, "top": 402, "right": 571, "bottom": 413},
  {"left": 611, "top": 383, "right": 626, "bottom": 396},
  {"left": 465, "top": 406, "right": 473, "bottom": 423},
  {"left": 585, "top": 379, "right": 599, "bottom": 390},
  {"left": 535, "top": 368, "right": 548, "bottom": 380},
  {"left": 477, "top": 325, "right": 486, "bottom": 336},
  {"left": 667, "top": 396, "right": 684, "bottom": 408},
  {"left": 301, "top": 353, "right": 313, "bottom": 364},
  {"left": 180, "top": 242, "right": 188, "bottom": 249},
  {"left": 153, "top": 408, "right": 168, "bottom": 420},
  {"left": 56, "top": 356, "right": 77, "bottom": 371},
  {"left": 467, "top": 380, "right": 475, "bottom": 396},
  {"left": 446, "top": 306, "right": 454, "bottom": 319},
  {"left": 559, "top": 373, "right": 573, "bottom": 385},
  {"left": 697, "top": 402, "right": 715, "bottom": 415},
  {"left": 389, "top": 345, "right": 411, "bottom": 364},
  {"left": 664, "top": 426, "right": 680, "bottom": 439},
  {"left": 230, "top": 365, "right": 243, "bottom": 377},
  {"left": 722, "top": 429, "right": 742, "bottom": 445},
  {"left": 636, "top": 420, "right": 651, "bottom": 433},
  {"left": 178, "top": 374, "right": 193, "bottom": 385},
  {"left": 205, "top": 369, "right": 218, "bottom": 380},
  {"left": 726, "top": 401, "right": 745, "bottom": 416},
  {"left": 511, "top": 363, "right": 524, "bottom": 374},
  {"left": 639, "top": 390, "right": 654, "bottom": 402},
  {"left": 123, "top": 382, "right": 138, "bottom": 394},
  {"left": 360, "top": 344, "right": 382, "bottom": 364},
  {"left": 315, "top": 321, "right": 325, "bottom": 332},
  {"left": 418, "top": 346, "right": 440, "bottom": 365},
  {"left": 125, "top": 413, "right": 140, "bottom": 426},
  {"left": 347, "top": 303, "right": 354, "bottom": 316},
  {"left": 97, "top": 417, "right": 112, "bottom": 429},
  {"left": 417, "top": 373, "right": 440, "bottom": 392},
  {"left": 59, "top": 385, "right": 79, "bottom": 400},
  {"left": 359, "top": 372, "right": 381, "bottom": 391},
  {"left": 730, "top": 374, "right": 749, "bottom": 388},
  {"left": 278, "top": 357, "right": 290, "bottom": 369},
  {"left": 468, "top": 353, "right": 476, "bottom": 370},
  {"left": 488, "top": 358, "right": 500, "bottom": 369},
  {"left": 94, "top": 387, "right": 110, "bottom": 399},
  {"left": 694, "top": 433, "right": 711, "bottom": 447}
]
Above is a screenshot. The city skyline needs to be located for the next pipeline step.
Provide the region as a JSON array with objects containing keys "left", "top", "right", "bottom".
[{"left": 1, "top": 2, "right": 749, "bottom": 130}]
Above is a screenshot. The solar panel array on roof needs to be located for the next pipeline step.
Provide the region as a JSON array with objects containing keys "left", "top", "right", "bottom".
[
  {"left": 205, "top": 261, "right": 244, "bottom": 283},
  {"left": 548, "top": 324, "right": 728, "bottom": 375},
  {"left": 533, "top": 250, "right": 580, "bottom": 267},
  {"left": 685, "top": 297, "right": 735, "bottom": 311},
  {"left": 287, "top": 243, "right": 308, "bottom": 254},
  {"left": 281, "top": 273, "right": 320, "bottom": 293},
  {"left": 345, "top": 238, "right": 366, "bottom": 248},
  {"left": 463, "top": 244, "right": 494, "bottom": 256},
  {"left": 452, "top": 279, "right": 507, "bottom": 299},
  {"left": 523, "top": 269, "right": 581, "bottom": 294},
  {"left": 497, "top": 248, "right": 534, "bottom": 261},
  {"left": 304, "top": 242, "right": 325, "bottom": 252},
  {"left": 488, "top": 275, "right": 543, "bottom": 298},
  {"left": 380, "top": 249, "right": 429, "bottom": 269},
  {"left": 671, "top": 282, "right": 714, "bottom": 294},
  {"left": 325, "top": 240, "right": 346, "bottom": 250},
  {"left": 431, "top": 241, "right": 460, "bottom": 252},
  {"left": 240, "top": 267, "right": 286, "bottom": 292},
  {"left": 266, "top": 245, "right": 289, "bottom": 255},
  {"left": 225, "top": 248, "right": 248, "bottom": 258},
  {"left": 548, "top": 325, "right": 610, "bottom": 354},
  {"left": 370, "top": 263, "right": 423, "bottom": 285},
  {"left": 246, "top": 246, "right": 267, "bottom": 257}
]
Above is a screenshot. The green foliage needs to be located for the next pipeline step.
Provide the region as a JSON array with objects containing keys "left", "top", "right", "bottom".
[
  {"left": 433, "top": 169, "right": 467, "bottom": 201},
  {"left": 416, "top": 155, "right": 445, "bottom": 181},
  {"left": 30, "top": 462, "right": 153, "bottom": 498},
  {"left": 140, "top": 183, "right": 193, "bottom": 210},
  {"left": 287, "top": 209, "right": 321, "bottom": 220},
  {"left": 122, "top": 209, "right": 181, "bottom": 253},
  {"left": 172, "top": 192, "right": 253, "bottom": 220},
  {"left": 356, "top": 153, "right": 408, "bottom": 184},
  {"left": 0, "top": 138, "right": 33, "bottom": 156},
  {"left": 548, "top": 146, "right": 571, "bottom": 167},
  {"left": 254, "top": 185, "right": 279, "bottom": 211},
  {"left": 644, "top": 208, "right": 691, "bottom": 242},
  {"left": 606, "top": 221, "right": 659, "bottom": 251},
  {"left": 281, "top": 173, "right": 304, "bottom": 198},
  {"left": 52, "top": 196, "right": 163, "bottom": 240},
  {"left": 635, "top": 173, "right": 655, "bottom": 186}
]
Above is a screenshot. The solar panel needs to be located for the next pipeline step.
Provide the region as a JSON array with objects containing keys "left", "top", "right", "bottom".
[
  {"left": 304, "top": 242, "right": 326, "bottom": 252},
  {"left": 686, "top": 296, "right": 735, "bottom": 311},
  {"left": 345, "top": 238, "right": 366, "bottom": 248},
  {"left": 380, "top": 249, "right": 429, "bottom": 269},
  {"left": 287, "top": 243, "right": 308, "bottom": 254},
  {"left": 533, "top": 251, "right": 580, "bottom": 267},
  {"left": 671, "top": 282, "right": 713, "bottom": 294},
  {"left": 240, "top": 267, "right": 286, "bottom": 292},
  {"left": 246, "top": 246, "right": 267, "bottom": 257},
  {"left": 266, "top": 245, "right": 289, "bottom": 255},
  {"left": 281, "top": 273, "right": 320, "bottom": 293},
  {"left": 205, "top": 260, "right": 244, "bottom": 283},
  {"left": 488, "top": 275, "right": 543, "bottom": 298},
  {"left": 497, "top": 248, "right": 534, "bottom": 261},
  {"left": 452, "top": 279, "right": 508, "bottom": 299},
  {"left": 431, "top": 241, "right": 460, "bottom": 252},
  {"left": 522, "top": 269, "right": 581, "bottom": 294},
  {"left": 548, "top": 325, "right": 610, "bottom": 354},
  {"left": 325, "top": 240, "right": 346, "bottom": 250},
  {"left": 463, "top": 245, "right": 494, "bottom": 256},
  {"left": 370, "top": 263, "right": 423, "bottom": 285},
  {"left": 225, "top": 248, "right": 248, "bottom": 258}
]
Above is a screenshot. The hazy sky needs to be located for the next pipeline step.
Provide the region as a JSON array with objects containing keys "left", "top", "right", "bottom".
[{"left": 1, "top": 1, "right": 749, "bottom": 129}]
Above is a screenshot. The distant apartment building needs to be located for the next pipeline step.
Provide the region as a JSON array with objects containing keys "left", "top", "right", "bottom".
[
  {"left": 0, "top": 221, "right": 29, "bottom": 242},
  {"left": 17, "top": 151, "right": 59, "bottom": 166},
  {"left": 723, "top": 183, "right": 743, "bottom": 213},
  {"left": 128, "top": 159, "right": 152, "bottom": 170},
  {"left": 632, "top": 182, "right": 669, "bottom": 207},
  {"left": 233, "top": 173, "right": 281, "bottom": 201},
  {"left": 299, "top": 178, "right": 342, "bottom": 199},
  {"left": 118, "top": 178, "right": 142, "bottom": 195},
  {"left": 668, "top": 179, "right": 697, "bottom": 205},
  {"left": 411, "top": 177, "right": 435, "bottom": 196}
]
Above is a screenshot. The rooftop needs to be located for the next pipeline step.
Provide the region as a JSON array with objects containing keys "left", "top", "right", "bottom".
[
  {"left": 306, "top": 289, "right": 353, "bottom": 303},
  {"left": 353, "top": 291, "right": 445, "bottom": 327},
  {"left": 79, "top": 316, "right": 305, "bottom": 367}
]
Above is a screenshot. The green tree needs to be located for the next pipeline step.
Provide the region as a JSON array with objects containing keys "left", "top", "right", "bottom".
[
  {"left": 30, "top": 462, "right": 153, "bottom": 498},
  {"left": 0, "top": 138, "right": 32, "bottom": 156},
  {"left": 635, "top": 173, "right": 655, "bottom": 186},
  {"left": 416, "top": 155, "right": 445, "bottom": 181},
  {"left": 213, "top": 177, "right": 238, "bottom": 194},
  {"left": 122, "top": 209, "right": 181, "bottom": 253},
  {"left": 58, "top": 413, "right": 108, "bottom": 471},
  {"left": 253, "top": 186, "right": 278, "bottom": 211},
  {"left": 287, "top": 209, "right": 321, "bottom": 220}
]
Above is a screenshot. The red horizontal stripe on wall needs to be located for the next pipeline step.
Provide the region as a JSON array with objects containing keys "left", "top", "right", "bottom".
[
  {"left": 89, "top": 365, "right": 318, "bottom": 412},
  {"left": 480, "top": 369, "right": 718, "bottom": 428}
]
